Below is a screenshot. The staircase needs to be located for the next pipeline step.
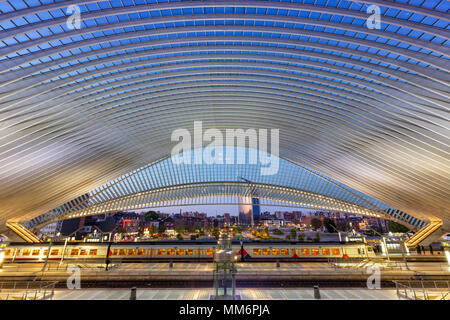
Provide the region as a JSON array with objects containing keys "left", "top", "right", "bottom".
[
  {"left": 405, "top": 220, "right": 443, "bottom": 247},
  {"left": 6, "top": 221, "right": 42, "bottom": 243}
]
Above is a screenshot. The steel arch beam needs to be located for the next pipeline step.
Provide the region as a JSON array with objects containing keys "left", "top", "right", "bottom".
[
  {"left": 31, "top": 181, "right": 399, "bottom": 230},
  {"left": 0, "top": 1, "right": 448, "bottom": 233}
]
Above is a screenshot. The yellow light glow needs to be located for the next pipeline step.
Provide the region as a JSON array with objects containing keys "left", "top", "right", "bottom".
[{"left": 445, "top": 249, "right": 450, "bottom": 266}]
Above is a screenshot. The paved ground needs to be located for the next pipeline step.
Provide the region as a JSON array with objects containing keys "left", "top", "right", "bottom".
[
  {"left": 50, "top": 288, "right": 400, "bottom": 300},
  {"left": 1, "top": 261, "right": 449, "bottom": 278},
  {"left": 2, "top": 262, "right": 448, "bottom": 300}
]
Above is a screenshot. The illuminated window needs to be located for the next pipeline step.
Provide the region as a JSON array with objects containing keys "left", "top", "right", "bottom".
[
  {"left": 79, "top": 249, "right": 87, "bottom": 256},
  {"left": 205, "top": 249, "right": 213, "bottom": 256},
  {"left": 272, "top": 248, "right": 280, "bottom": 255},
  {"left": 158, "top": 249, "right": 166, "bottom": 256},
  {"left": 322, "top": 249, "right": 330, "bottom": 255},
  {"left": 112, "top": 249, "right": 118, "bottom": 256},
  {"left": 301, "top": 249, "right": 310, "bottom": 255},
  {"left": 119, "top": 249, "right": 126, "bottom": 255},
  {"left": 137, "top": 249, "right": 146, "bottom": 256},
  {"left": 185, "top": 249, "right": 193, "bottom": 256},
  {"left": 167, "top": 249, "right": 175, "bottom": 256},
  {"left": 5, "top": 249, "right": 11, "bottom": 256},
  {"left": 176, "top": 249, "right": 184, "bottom": 255},
  {"left": 128, "top": 249, "right": 136, "bottom": 256},
  {"left": 50, "top": 249, "right": 59, "bottom": 256},
  {"left": 253, "top": 249, "right": 261, "bottom": 256},
  {"left": 332, "top": 249, "right": 340, "bottom": 255},
  {"left": 281, "top": 248, "right": 289, "bottom": 256},
  {"left": 148, "top": 249, "right": 153, "bottom": 256},
  {"left": 89, "top": 249, "right": 97, "bottom": 256},
  {"left": 22, "top": 249, "right": 31, "bottom": 256},
  {"left": 196, "top": 249, "right": 202, "bottom": 255},
  {"left": 43, "top": 250, "right": 48, "bottom": 256},
  {"left": 263, "top": 248, "right": 270, "bottom": 255},
  {"left": 312, "top": 249, "right": 320, "bottom": 255},
  {"left": 32, "top": 249, "right": 40, "bottom": 256}
]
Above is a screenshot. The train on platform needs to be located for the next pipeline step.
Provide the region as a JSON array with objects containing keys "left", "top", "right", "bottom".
[{"left": 1, "top": 241, "right": 375, "bottom": 263}]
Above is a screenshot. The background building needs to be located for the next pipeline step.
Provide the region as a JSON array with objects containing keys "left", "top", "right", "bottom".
[{"left": 238, "top": 197, "right": 253, "bottom": 226}]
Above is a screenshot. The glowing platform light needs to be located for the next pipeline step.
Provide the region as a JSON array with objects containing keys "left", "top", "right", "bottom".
[{"left": 0, "top": 248, "right": 4, "bottom": 268}]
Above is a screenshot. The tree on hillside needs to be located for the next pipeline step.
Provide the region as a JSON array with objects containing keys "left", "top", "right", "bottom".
[
  {"left": 311, "top": 218, "right": 323, "bottom": 230},
  {"left": 290, "top": 228, "right": 297, "bottom": 240},
  {"left": 324, "top": 218, "right": 337, "bottom": 233},
  {"left": 314, "top": 232, "right": 321, "bottom": 243},
  {"left": 144, "top": 211, "right": 159, "bottom": 219},
  {"left": 175, "top": 227, "right": 185, "bottom": 234},
  {"left": 388, "top": 221, "right": 409, "bottom": 233},
  {"left": 298, "top": 233, "right": 305, "bottom": 241},
  {"left": 273, "top": 229, "right": 284, "bottom": 235},
  {"left": 212, "top": 227, "right": 220, "bottom": 239}
]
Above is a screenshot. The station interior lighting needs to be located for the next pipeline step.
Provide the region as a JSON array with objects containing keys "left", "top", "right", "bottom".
[
  {"left": 0, "top": 249, "right": 4, "bottom": 267},
  {"left": 445, "top": 248, "right": 450, "bottom": 267}
]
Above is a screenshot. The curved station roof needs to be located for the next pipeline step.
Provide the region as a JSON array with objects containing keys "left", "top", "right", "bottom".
[
  {"left": 0, "top": 0, "right": 448, "bottom": 230},
  {"left": 23, "top": 151, "right": 427, "bottom": 230}
]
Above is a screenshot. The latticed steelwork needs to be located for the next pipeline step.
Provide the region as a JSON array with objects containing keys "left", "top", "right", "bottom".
[
  {"left": 0, "top": 1, "right": 449, "bottom": 232},
  {"left": 23, "top": 154, "right": 426, "bottom": 230},
  {"left": 47, "top": 182, "right": 396, "bottom": 221}
]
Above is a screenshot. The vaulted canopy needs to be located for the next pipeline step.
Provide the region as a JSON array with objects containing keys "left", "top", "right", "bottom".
[{"left": 0, "top": 0, "right": 448, "bottom": 230}]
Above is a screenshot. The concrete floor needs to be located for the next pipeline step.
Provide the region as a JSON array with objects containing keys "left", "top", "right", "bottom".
[{"left": 50, "top": 287, "right": 400, "bottom": 300}]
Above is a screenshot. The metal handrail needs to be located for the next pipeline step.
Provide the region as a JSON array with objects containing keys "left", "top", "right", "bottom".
[
  {"left": 393, "top": 280, "right": 450, "bottom": 300},
  {"left": 0, "top": 281, "right": 56, "bottom": 300}
]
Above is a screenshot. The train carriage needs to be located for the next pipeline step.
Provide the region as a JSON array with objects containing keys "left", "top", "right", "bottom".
[
  {"left": 1, "top": 241, "right": 374, "bottom": 263},
  {"left": 238, "top": 242, "right": 375, "bottom": 261},
  {"left": 2, "top": 242, "right": 108, "bottom": 263},
  {"left": 107, "top": 243, "right": 217, "bottom": 262}
]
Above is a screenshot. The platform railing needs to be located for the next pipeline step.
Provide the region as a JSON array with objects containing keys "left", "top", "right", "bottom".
[
  {"left": 393, "top": 280, "right": 450, "bottom": 300},
  {"left": 327, "top": 257, "right": 403, "bottom": 270},
  {"left": 0, "top": 281, "right": 56, "bottom": 300}
]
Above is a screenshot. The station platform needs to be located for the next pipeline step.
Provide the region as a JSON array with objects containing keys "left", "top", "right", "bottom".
[
  {"left": 1, "top": 262, "right": 449, "bottom": 285},
  {"left": 49, "top": 288, "right": 401, "bottom": 300}
]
